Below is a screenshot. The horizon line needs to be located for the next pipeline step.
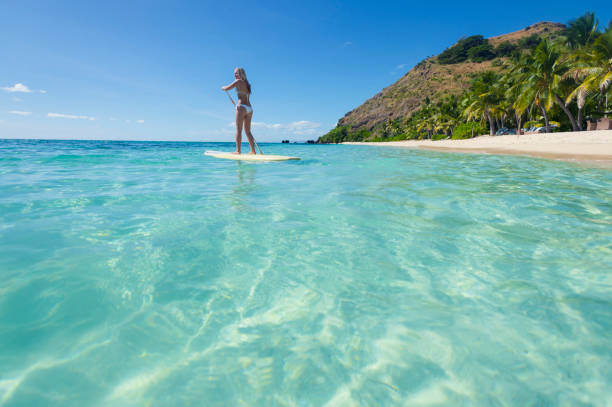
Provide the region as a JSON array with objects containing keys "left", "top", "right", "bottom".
[{"left": 0, "top": 138, "right": 318, "bottom": 143}]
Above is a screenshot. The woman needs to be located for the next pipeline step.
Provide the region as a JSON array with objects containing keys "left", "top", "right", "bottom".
[{"left": 221, "top": 67, "right": 256, "bottom": 154}]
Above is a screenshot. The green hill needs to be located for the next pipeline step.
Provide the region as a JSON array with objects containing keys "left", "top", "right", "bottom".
[{"left": 318, "top": 22, "right": 565, "bottom": 143}]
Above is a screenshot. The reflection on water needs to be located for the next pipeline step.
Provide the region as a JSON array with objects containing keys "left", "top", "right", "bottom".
[{"left": 229, "top": 161, "right": 256, "bottom": 210}]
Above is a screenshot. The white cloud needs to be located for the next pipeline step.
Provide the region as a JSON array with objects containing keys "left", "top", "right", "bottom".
[
  {"left": 391, "top": 63, "right": 408, "bottom": 75},
  {"left": 109, "top": 117, "right": 116, "bottom": 121},
  {"left": 13, "top": 97, "right": 22, "bottom": 102},
  {"left": 286, "top": 120, "right": 321, "bottom": 135},
  {"left": 252, "top": 120, "right": 321, "bottom": 136},
  {"left": 222, "top": 120, "right": 322, "bottom": 140},
  {"left": 9, "top": 110, "right": 32, "bottom": 116},
  {"left": 240, "top": 120, "right": 321, "bottom": 136},
  {"left": 48, "top": 112, "right": 95, "bottom": 120},
  {"left": 39, "top": 90, "right": 47, "bottom": 94},
  {"left": 251, "top": 121, "right": 283, "bottom": 130},
  {"left": 2, "top": 83, "right": 33, "bottom": 93},
  {"left": 343, "top": 41, "right": 353, "bottom": 47},
  {"left": 125, "top": 119, "right": 131, "bottom": 123},
  {"left": 136, "top": 119, "right": 144, "bottom": 124}
]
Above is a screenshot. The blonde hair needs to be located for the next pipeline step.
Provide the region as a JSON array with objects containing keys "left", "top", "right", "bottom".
[{"left": 235, "top": 67, "right": 251, "bottom": 94}]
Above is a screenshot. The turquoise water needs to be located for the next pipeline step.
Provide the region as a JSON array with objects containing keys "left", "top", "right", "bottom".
[{"left": 1, "top": 139, "right": 611, "bottom": 406}]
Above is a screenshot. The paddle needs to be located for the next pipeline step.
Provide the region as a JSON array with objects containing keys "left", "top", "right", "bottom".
[{"left": 225, "top": 91, "right": 263, "bottom": 154}]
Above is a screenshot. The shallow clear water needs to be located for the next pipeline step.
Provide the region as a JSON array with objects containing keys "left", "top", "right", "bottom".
[{"left": 1, "top": 139, "right": 611, "bottom": 406}]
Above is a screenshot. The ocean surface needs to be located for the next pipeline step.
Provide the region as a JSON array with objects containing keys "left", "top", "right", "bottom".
[{"left": 1, "top": 139, "right": 611, "bottom": 406}]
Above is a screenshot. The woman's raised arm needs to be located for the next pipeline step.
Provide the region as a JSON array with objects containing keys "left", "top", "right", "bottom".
[{"left": 221, "top": 79, "right": 240, "bottom": 91}]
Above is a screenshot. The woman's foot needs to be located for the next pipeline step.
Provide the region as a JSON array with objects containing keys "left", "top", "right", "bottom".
[
  {"left": 232, "top": 151, "right": 241, "bottom": 155},
  {"left": 248, "top": 150, "right": 256, "bottom": 155}
]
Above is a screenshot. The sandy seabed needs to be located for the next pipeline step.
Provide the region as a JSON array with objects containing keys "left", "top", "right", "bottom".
[{"left": 343, "top": 130, "right": 612, "bottom": 164}]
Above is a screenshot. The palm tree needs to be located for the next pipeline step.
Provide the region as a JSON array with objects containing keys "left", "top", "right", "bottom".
[
  {"left": 463, "top": 72, "right": 501, "bottom": 135},
  {"left": 431, "top": 95, "right": 461, "bottom": 137},
  {"left": 502, "top": 57, "right": 531, "bottom": 135},
  {"left": 431, "top": 112, "right": 444, "bottom": 136},
  {"left": 567, "top": 25, "right": 612, "bottom": 120},
  {"left": 564, "top": 12, "right": 600, "bottom": 49},
  {"left": 415, "top": 118, "right": 433, "bottom": 139},
  {"left": 383, "top": 119, "right": 403, "bottom": 139},
  {"left": 431, "top": 112, "right": 457, "bottom": 137},
  {"left": 520, "top": 40, "right": 580, "bottom": 132}
]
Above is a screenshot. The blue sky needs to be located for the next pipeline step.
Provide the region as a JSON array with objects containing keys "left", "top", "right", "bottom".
[{"left": 1, "top": 1, "right": 610, "bottom": 142}]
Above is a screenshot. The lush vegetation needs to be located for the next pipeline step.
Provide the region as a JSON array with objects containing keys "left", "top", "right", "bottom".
[
  {"left": 437, "top": 30, "right": 547, "bottom": 65},
  {"left": 319, "top": 13, "right": 612, "bottom": 143},
  {"left": 320, "top": 126, "right": 372, "bottom": 144},
  {"left": 438, "top": 35, "right": 490, "bottom": 64},
  {"left": 452, "top": 122, "right": 487, "bottom": 139},
  {"left": 494, "top": 41, "right": 518, "bottom": 57}
]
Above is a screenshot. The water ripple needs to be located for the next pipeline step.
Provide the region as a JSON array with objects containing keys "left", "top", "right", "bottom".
[{"left": 0, "top": 140, "right": 611, "bottom": 406}]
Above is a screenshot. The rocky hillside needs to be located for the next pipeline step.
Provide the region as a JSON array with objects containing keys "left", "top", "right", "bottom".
[{"left": 321, "top": 22, "right": 564, "bottom": 141}]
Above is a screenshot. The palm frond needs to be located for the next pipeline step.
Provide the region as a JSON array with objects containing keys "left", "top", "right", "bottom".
[{"left": 600, "top": 71, "right": 612, "bottom": 91}]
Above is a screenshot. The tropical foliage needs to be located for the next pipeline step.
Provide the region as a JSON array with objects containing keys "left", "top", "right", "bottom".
[
  {"left": 319, "top": 13, "right": 612, "bottom": 143},
  {"left": 438, "top": 35, "right": 488, "bottom": 64},
  {"left": 494, "top": 41, "right": 518, "bottom": 57}
]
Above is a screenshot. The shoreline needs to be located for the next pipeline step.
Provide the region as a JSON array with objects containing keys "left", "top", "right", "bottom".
[{"left": 342, "top": 130, "right": 612, "bottom": 164}]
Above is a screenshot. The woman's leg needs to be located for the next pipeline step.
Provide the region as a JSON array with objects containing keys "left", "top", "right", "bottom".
[
  {"left": 234, "top": 107, "right": 245, "bottom": 154},
  {"left": 243, "top": 111, "right": 256, "bottom": 154}
]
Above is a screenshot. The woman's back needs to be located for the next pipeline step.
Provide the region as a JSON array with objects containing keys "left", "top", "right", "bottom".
[{"left": 235, "top": 80, "right": 250, "bottom": 106}]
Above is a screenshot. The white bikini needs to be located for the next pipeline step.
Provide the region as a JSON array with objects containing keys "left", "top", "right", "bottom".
[{"left": 235, "top": 89, "right": 253, "bottom": 114}]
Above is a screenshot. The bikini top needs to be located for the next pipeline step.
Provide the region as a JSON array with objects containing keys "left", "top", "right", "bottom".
[{"left": 235, "top": 80, "right": 250, "bottom": 97}]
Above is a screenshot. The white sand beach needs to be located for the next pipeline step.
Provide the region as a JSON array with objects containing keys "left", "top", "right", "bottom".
[{"left": 343, "top": 130, "right": 612, "bottom": 162}]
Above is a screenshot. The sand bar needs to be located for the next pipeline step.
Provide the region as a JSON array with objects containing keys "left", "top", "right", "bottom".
[{"left": 343, "top": 130, "right": 612, "bottom": 163}]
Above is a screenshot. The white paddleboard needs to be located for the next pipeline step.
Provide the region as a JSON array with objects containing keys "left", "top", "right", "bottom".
[{"left": 204, "top": 150, "right": 300, "bottom": 161}]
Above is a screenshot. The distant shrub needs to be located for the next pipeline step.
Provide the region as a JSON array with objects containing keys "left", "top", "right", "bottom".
[
  {"left": 452, "top": 122, "right": 486, "bottom": 139},
  {"left": 405, "top": 130, "right": 419, "bottom": 140},
  {"left": 318, "top": 126, "right": 349, "bottom": 143},
  {"left": 318, "top": 126, "right": 372, "bottom": 143},
  {"left": 351, "top": 128, "right": 372, "bottom": 141},
  {"left": 438, "top": 35, "right": 486, "bottom": 64},
  {"left": 468, "top": 43, "right": 496, "bottom": 62},
  {"left": 491, "top": 58, "right": 503, "bottom": 67},
  {"left": 518, "top": 34, "right": 541, "bottom": 49},
  {"left": 495, "top": 41, "right": 518, "bottom": 56},
  {"left": 379, "top": 119, "right": 405, "bottom": 140},
  {"left": 432, "top": 134, "right": 447, "bottom": 140},
  {"left": 371, "top": 133, "right": 407, "bottom": 142}
]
